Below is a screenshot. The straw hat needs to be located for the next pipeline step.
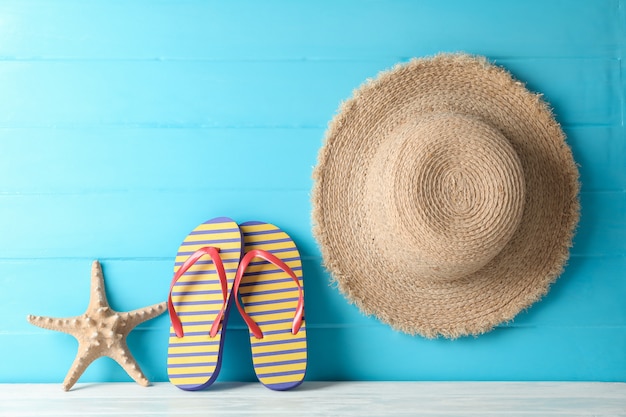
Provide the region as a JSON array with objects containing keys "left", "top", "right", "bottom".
[{"left": 312, "top": 54, "right": 579, "bottom": 338}]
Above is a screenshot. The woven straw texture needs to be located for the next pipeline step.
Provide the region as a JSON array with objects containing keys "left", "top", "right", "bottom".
[{"left": 312, "top": 54, "right": 580, "bottom": 339}]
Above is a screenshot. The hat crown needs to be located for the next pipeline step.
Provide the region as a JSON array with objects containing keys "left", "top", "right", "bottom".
[{"left": 366, "top": 113, "right": 526, "bottom": 282}]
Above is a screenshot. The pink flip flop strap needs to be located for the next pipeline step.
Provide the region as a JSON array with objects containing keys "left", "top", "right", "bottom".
[
  {"left": 168, "top": 246, "right": 228, "bottom": 338},
  {"left": 232, "top": 249, "right": 304, "bottom": 339}
]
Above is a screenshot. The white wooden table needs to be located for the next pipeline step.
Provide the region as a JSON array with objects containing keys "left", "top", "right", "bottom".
[{"left": 2, "top": 382, "right": 625, "bottom": 416}]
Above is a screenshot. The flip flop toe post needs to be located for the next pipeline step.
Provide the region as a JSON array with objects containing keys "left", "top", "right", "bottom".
[
  {"left": 167, "top": 217, "right": 243, "bottom": 390},
  {"left": 234, "top": 221, "right": 307, "bottom": 390}
]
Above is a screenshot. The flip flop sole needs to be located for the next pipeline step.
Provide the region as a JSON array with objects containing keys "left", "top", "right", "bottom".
[
  {"left": 167, "top": 217, "right": 242, "bottom": 390},
  {"left": 239, "top": 221, "right": 307, "bottom": 390}
]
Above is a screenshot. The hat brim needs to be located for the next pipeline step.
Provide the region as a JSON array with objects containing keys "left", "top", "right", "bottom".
[{"left": 312, "top": 54, "right": 580, "bottom": 339}]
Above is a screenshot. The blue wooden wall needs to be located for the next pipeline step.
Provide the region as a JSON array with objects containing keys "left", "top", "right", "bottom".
[{"left": 1, "top": 0, "right": 624, "bottom": 383}]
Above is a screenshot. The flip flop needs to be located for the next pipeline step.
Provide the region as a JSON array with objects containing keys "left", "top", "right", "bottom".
[
  {"left": 167, "top": 217, "right": 243, "bottom": 390},
  {"left": 232, "top": 221, "right": 307, "bottom": 390}
]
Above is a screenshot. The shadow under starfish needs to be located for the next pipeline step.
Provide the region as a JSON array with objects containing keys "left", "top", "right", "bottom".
[{"left": 27, "top": 260, "right": 167, "bottom": 391}]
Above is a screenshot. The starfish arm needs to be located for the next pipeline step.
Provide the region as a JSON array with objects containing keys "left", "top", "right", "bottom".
[
  {"left": 62, "top": 343, "right": 101, "bottom": 391},
  {"left": 109, "top": 340, "right": 150, "bottom": 387},
  {"left": 88, "top": 260, "right": 110, "bottom": 310},
  {"left": 122, "top": 301, "right": 167, "bottom": 329},
  {"left": 26, "top": 314, "right": 83, "bottom": 337}
]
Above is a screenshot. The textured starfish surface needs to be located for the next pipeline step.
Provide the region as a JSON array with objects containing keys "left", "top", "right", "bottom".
[{"left": 27, "top": 260, "right": 167, "bottom": 391}]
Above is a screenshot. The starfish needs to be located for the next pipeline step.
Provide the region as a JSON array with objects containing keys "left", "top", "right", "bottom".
[{"left": 27, "top": 260, "right": 167, "bottom": 391}]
